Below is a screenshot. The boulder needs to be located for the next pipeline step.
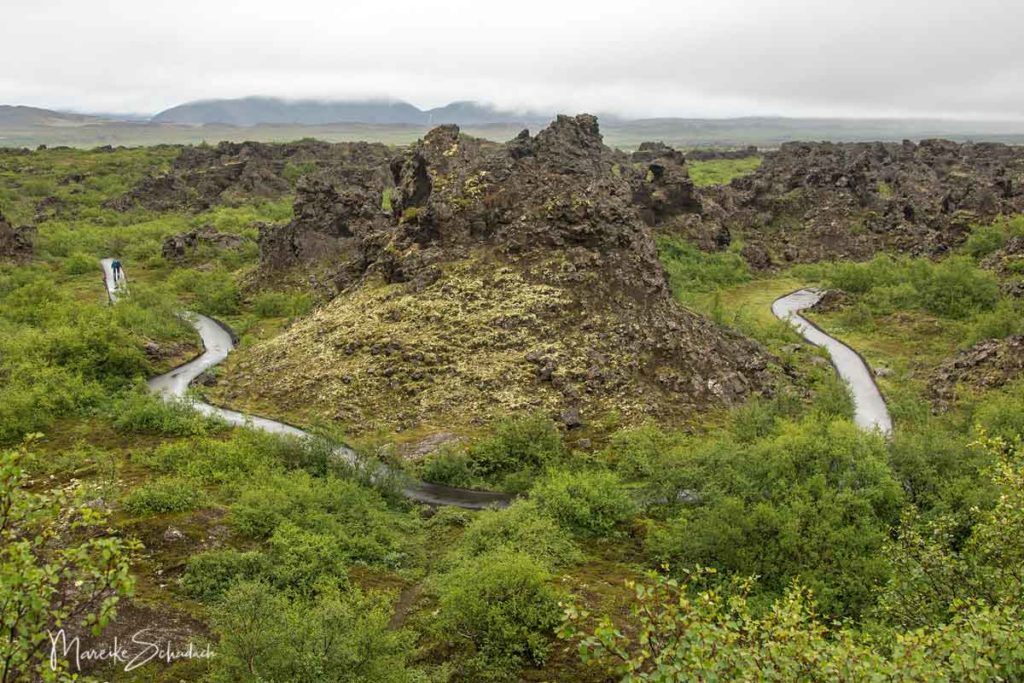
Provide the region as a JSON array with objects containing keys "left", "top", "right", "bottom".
[
  {"left": 162, "top": 225, "right": 246, "bottom": 261},
  {"left": 0, "top": 213, "right": 35, "bottom": 262}
]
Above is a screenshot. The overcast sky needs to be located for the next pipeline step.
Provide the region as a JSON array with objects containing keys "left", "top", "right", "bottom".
[{"left": 2, "top": 0, "right": 1022, "bottom": 120}]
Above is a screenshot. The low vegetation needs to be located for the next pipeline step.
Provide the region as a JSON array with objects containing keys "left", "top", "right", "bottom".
[
  {"left": 2, "top": 145, "right": 1023, "bottom": 682},
  {"left": 686, "top": 155, "right": 762, "bottom": 186}
]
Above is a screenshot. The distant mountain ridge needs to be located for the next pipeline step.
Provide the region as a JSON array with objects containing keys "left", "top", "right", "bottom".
[
  {"left": 151, "top": 97, "right": 552, "bottom": 127},
  {"left": 0, "top": 105, "right": 103, "bottom": 127}
]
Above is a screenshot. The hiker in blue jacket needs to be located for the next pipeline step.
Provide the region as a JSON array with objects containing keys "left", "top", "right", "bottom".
[{"left": 111, "top": 259, "right": 123, "bottom": 283}]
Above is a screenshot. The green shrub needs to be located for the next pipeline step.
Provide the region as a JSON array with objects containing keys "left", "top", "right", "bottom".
[
  {"left": 468, "top": 414, "right": 565, "bottom": 483},
  {"left": 434, "top": 549, "right": 562, "bottom": 675},
  {"left": 531, "top": 468, "right": 635, "bottom": 536},
  {"left": 827, "top": 254, "right": 905, "bottom": 294},
  {"left": 823, "top": 254, "right": 1000, "bottom": 320},
  {"left": 43, "top": 317, "right": 150, "bottom": 383},
  {"left": 646, "top": 418, "right": 903, "bottom": 618},
  {"left": 962, "top": 216, "right": 1024, "bottom": 258},
  {"left": 456, "top": 500, "right": 581, "bottom": 569},
  {"left": 137, "top": 430, "right": 325, "bottom": 484},
  {"left": 730, "top": 392, "right": 804, "bottom": 443},
  {"left": 229, "top": 471, "right": 414, "bottom": 568},
  {"left": 419, "top": 445, "right": 476, "bottom": 487},
  {"left": 657, "top": 236, "right": 751, "bottom": 295},
  {"left": 112, "top": 392, "right": 224, "bottom": 436},
  {"left": 168, "top": 267, "right": 240, "bottom": 315},
  {"left": 181, "top": 549, "right": 270, "bottom": 602},
  {"left": 917, "top": 257, "right": 999, "bottom": 319},
  {"left": 600, "top": 424, "right": 675, "bottom": 478},
  {"left": 973, "top": 383, "right": 1024, "bottom": 443},
  {"left": 210, "top": 581, "right": 418, "bottom": 683},
  {"left": 122, "top": 476, "right": 203, "bottom": 515},
  {"left": 965, "top": 299, "right": 1024, "bottom": 345},
  {"left": 251, "top": 290, "right": 312, "bottom": 318},
  {"left": 62, "top": 252, "right": 100, "bottom": 275},
  {"left": 282, "top": 161, "right": 317, "bottom": 185},
  {"left": 888, "top": 425, "right": 997, "bottom": 520},
  {"left": 266, "top": 521, "right": 349, "bottom": 595}
]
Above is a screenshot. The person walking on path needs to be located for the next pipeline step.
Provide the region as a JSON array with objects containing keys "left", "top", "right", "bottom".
[{"left": 111, "top": 259, "right": 123, "bottom": 284}]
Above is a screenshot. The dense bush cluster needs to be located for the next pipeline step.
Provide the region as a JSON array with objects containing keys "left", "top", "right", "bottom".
[
  {"left": 820, "top": 254, "right": 1000, "bottom": 319},
  {"left": 418, "top": 414, "right": 566, "bottom": 491}
]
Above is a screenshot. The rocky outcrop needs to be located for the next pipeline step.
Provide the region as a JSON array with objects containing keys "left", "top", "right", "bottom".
[
  {"left": 0, "top": 213, "right": 35, "bottom": 262},
  {"left": 686, "top": 146, "right": 759, "bottom": 162},
  {"left": 226, "top": 116, "right": 780, "bottom": 434},
  {"left": 162, "top": 225, "right": 247, "bottom": 261},
  {"left": 628, "top": 142, "right": 702, "bottom": 228},
  {"left": 929, "top": 336, "right": 1024, "bottom": 410},
  {"left": 109, "top": 139, "right": 392, "bottom": 212},
  {"left": 697, "top": 140, "right": 1024, "bottom": 268}
]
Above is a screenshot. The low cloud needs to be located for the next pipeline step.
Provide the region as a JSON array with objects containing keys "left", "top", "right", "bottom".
[{"left": 2, "top": 0, "right": 1021, "bottom": 120}]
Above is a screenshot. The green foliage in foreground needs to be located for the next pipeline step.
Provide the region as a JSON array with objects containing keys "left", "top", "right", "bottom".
[
  {"left": 530, "top": 468, "right": 636, "bottom": 537},
  {"left": 0, "top": 442, "right": 138, "bottom": 682},
  {"left": 209, "top": 581, "right": 421, "bottom": 683},
  {"left": 228, "top": 470, "right": 416, "bottom": 569},
  {"left": 686, "top": 156, "right": 762, "bottom": 187},
  {"left": 433, "top": 549, "right": 563, "bottom": 679},
  {"left": 561, "top": 434, "right": 1024, "bottom": 682},
  {"left": 563, "top": 568, "right": 1024, "bottom": 682},
  {"left": 646, "top": 417, "right": 902, "bottom": 618}
]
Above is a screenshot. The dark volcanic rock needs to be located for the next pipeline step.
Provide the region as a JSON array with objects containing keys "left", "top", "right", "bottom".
[
  {"left": 109, "top": 139, "right": 392, "bottom": 213},
  {"left": 687, "top": 146, "right": 759, "bottom": 162},
  {"left": 162, "top": 225, "right": 247, "bottom": 261},
  {"left": 237, "top": 116, "right": 779, "bottom": 429},
  {"left": 628, "top": 143, "right": 702, "bottom": 227},
  {"left": 929, "top": 336, "right": 1024, "bottom": 411},
  {"left": 698, "top": 140, "right": 1024, "bottom": 268},
  {"left": 0, "top": 213, "right": 35, "bottom": 262}
]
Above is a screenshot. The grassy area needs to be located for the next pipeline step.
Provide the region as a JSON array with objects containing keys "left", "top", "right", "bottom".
[{"left": 686, "top": 155, "right": 762, "bottom": 186}]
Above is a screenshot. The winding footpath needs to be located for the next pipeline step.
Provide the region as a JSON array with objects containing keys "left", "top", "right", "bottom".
[
  {"left": 102, "top": 259, "right": 512, "bottom": 509},
  {"left": 772, "top": 288, "right": 893, "bottom": 436},
  {"left": 104, "top": 259, "right": 891, "bottom": 510}
]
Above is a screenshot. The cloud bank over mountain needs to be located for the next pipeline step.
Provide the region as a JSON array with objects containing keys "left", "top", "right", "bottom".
[{"left": 1, "top": 0, "right": 1022, "bottom": 121}]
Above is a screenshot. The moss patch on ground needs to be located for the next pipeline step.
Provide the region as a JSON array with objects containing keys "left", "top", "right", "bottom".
[
  {"left": 687, "top": 156, "right": 762, "bottom": 187},
  {"left": 211, "top": 255, "right": 663, "bottom": 435}
]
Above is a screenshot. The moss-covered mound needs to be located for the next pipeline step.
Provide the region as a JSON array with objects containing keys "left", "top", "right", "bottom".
[{"left": 217, "top": 116, "right": 780, "bottom": 434}]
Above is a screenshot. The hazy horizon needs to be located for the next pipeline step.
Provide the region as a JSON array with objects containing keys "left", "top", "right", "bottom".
[
  {"left": 3, "top": 0, "right": 1022, "bottom": 122},
  {"left": 43, "top": 96, "right": 1024, "bottom": 125}
]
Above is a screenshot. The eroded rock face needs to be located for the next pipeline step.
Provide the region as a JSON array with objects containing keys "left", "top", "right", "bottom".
[
  {"left": 929, "top": 336, "right": 1024, "bottom": 411},
  {"left": 698, "top": 139, "right": 1024, "bottom": 268},
  {"left": 162, "top": 225, "right": 247, "bottom": 261},
  {"left": 230, "top": 116, "right": 779, "bottom": 434},
  {"left": 0, "top": 213, "right": 35, "bottom": 262}
]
